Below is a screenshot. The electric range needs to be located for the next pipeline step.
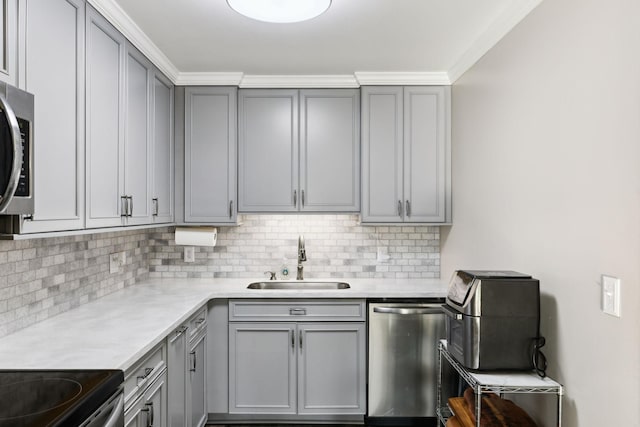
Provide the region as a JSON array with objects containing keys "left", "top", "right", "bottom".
[{"left": 0, "top": 369, "right": 124, "bottom": 427}]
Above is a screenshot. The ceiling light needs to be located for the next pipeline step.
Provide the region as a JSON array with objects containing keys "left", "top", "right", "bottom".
[{"left": 227, "top": 0, "right": 331, "bottom": 24}]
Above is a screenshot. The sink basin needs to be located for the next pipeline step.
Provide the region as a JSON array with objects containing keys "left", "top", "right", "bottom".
[{"left": 247, "top": 281, "right": 350, "bottom": 290}]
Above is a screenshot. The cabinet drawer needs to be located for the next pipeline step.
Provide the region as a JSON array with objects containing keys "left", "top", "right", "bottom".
[
  {"left": 189, "top": 306, "right": 208, "bottom": 339},
  {"left": 229, "top": 300, "right": 365, "bottom": 322},
  {"left": 124, "top": 342, "right": 166, "bottom": 406}
]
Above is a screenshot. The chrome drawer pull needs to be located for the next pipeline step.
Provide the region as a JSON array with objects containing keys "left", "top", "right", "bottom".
[{"left": 289, "top": 308, "right": 306, "bottom": 316}]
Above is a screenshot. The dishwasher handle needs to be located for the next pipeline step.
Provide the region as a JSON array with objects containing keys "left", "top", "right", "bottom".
[
  {"left": 441, "top": 304, "right": 463, "bottom": 320},
  {"left": 373, "top": 306, "right": 443, "bottom": 315}
]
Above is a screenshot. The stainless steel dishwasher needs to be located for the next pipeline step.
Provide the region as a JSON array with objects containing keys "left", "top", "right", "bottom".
[{"left": 367, "top": 300, "right": 445, "bottom": 426}]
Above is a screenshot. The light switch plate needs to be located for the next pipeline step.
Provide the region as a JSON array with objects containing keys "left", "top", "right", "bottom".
[
  {"left": 184, "top": 246, "right": 195, "bottom": 263},
  {"left": 602, "top": 275, "right": 621, "bottom": 317},
  {"left": 109, "top": 253, "right": 120, "bottom": 274}
]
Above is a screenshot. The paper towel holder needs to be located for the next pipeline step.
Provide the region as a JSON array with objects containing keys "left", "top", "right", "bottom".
[{"left": 175, "top": 226, "right": 218, "bottom": 247}]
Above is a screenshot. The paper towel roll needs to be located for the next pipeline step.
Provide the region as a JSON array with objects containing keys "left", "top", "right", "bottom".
[{"left": 175, "top": 226, "right": 217, "bottom": 247}]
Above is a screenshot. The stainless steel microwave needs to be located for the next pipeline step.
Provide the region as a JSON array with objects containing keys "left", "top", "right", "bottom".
[{"left": 0, "top": 81, "right": 34, "bottom": 215}]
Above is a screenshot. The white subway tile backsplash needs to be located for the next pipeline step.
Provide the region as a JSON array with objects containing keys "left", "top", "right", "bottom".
[
  {"left": 0, "top": 214, "right": 441, "bottom": 338},
  {"left": 147, "top": 214, "right": 440, "bottom": 281}
]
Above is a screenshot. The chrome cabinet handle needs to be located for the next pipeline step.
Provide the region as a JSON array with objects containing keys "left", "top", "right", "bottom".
[
  {"left": 406, "top": 200, "right": 411, "bottom": 217},
  {"left": 0, "top": 94, "right": 23, "bottom": 213},
  {"left": 176, "top": 325, "right": 188, "bottom": 337},
  {"left": 229, "top": 200, "right": 233, "bottom": 218},
  {"left": 301, "top": 189, "right": 305, "bottom": 207},
  {"left": 103, "top": 393, "right": 124, "bottom": 427},
  {"left": 190, "top": 350, "right": 196, "bottom": 372},
  {"left": 136, "top": 367, "right": 153, "bottom": 384},
  {"left": 291, "top": 330, "right": 294, "bottom": 348},
  {"left": 397, "top": 200, "right": 403, "bottom": 217},
  {"left": 128, "top": 196, "right": 133, "bottom": 217},
  {"left": 293, "top": 190, "right": 297, "bottom": 207},
  {"left": 121, "top": 196, "right": 128, "bottom": 217},
  {"left": 299, "top": 330, "right": 303, "bottom": 350},
  {"left": 373, "top": 306, "right": 443, "bottom": 315},
  {"left": 152, "top": 198, "right": 158, "bottom": 216},
  {"left": 142, "top": 402, "right": 154, "bottom": 427},
  {"left": 289, "top": 308, "right": 306, "bottom": 316}
]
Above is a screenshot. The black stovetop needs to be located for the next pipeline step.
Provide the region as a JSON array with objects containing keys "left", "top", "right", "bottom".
[{"left": 0, "top": 369, "right": 123, "bottom": 427}]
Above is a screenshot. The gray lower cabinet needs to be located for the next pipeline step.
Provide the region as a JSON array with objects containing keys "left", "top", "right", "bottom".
[
  {"left": 124, "top": 342, "right": 168, "bottom": 427},
  {"left": 125, "top": 371, "right": 168, "bottom": 427},
  {"left": 184, "top": 86, "right": 237, "bottom": 224},
  {"left": 167, "top": 306, "right": 208, "bottom": 427},
  {"left": 229, "top": 322, "right": 297, "bottom": 414},
  {"left": 238, "top": 89, "right": 360, "bottom": 213},
  {"left": 228, "top": 300, "right": 366, "bottom": 417},
  {"left": 361, "top": 86, "right": 451, "bottom": 223},
  {"left": 189, "top": 329, "right": 207, "bottom": 427},
  {"left": 167, "top": 325, "right": 188, "bottom": 427}
]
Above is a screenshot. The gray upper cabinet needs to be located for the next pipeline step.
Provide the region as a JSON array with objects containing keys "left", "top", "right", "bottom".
[
  {"left": 85, "top": 6, "right": 125, "bottom": 228},
  {"left": 238, "top": 89, "right": 359, "bottom": 213},
  {"left": 0, "top": 0, "right": 19, "bottom": 87},
  {"left": 184, "top": 86, "right": 237, "bottom": 224},
  {"left": 123, "top": 44, "right": 153, "bottom": 226},
  {"left": 21, "top": 0, "right": 85, "bottom": 233},
  {"left": 300, "top": 90, "right": 360, "bottom": 212},
  {"left": 238, "top": 89, "right": 298, "bottom": 212},
  {"left": 151, "top": 71, "right": 174, "bottom": 223},
  {"left": 361, "top": 86, "right": 450, "bottom": 223},
  {"left": 87, "top": 6, "right": 166, "bottom": 229}
]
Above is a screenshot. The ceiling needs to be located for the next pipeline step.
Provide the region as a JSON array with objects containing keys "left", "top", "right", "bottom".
[{"left": 92, "top": 0, "right": 543, "bottom": 86}]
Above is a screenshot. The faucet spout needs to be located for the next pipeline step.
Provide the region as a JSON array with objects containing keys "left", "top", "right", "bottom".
[{"left": 297, "top": 235, "right": 307, "bottom": 280}]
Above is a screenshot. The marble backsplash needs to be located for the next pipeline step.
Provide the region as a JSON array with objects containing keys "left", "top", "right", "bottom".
[{"left": 0, "top": 215, "right": 440, "bottom": 337}]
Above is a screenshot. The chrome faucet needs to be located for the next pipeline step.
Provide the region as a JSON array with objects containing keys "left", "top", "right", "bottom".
[{"left": 296, "top": 235, "right": 307, "bottom": 280}]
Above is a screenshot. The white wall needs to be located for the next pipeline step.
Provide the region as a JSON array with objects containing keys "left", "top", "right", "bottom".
[{"left": 441, "top": 0, "right": 640, "bottom": 425}]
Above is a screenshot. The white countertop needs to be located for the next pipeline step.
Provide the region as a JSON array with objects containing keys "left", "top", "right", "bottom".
[{"left": 0, "top": 278, "right": 446, "bottom": 371}]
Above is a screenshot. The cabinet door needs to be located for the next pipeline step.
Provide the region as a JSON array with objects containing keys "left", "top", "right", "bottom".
[
  {"left": 238, "top": 89, "right": 298, "bottom": 212},
  {"left": 228, "top": 322, "right": 296, "bottom": 414},
  {"left": 167, "top": 327, "right": 187, "bottom": 427},
  {"left": 189, "top": 333, "right": 207, "bottom": 427},
  {"left": 151, "top": 71, "right": 174, "bottom": 223},
  {"left": 299, "top": 89, "right": 360, "bottom": 212},
  {"left": 22, "top": 0, "right": 85, "bottom": 233},
  {"left": 297, "top": 323, "right": 366, "bottom": 415},
  {"left": 0, "top": 0, "right": 18, "bottom": 86},
  {"left": 144, "top": 371, "right": 168, "bottom": 427},
  {"left": 403, "top": 86, "right": 447, "bottom": 222},
  {"left": 85, "top": 6, "right": 125, "bottom": 228},
  {"left": 125, "top": 396, "right": 145, "bottom": 427},
  {"left": 184, "top": 87, "right": 237, "bottom": 223},
  {"left": 361, "top": 87, "right": 404, "bottom": 222},
  {"left": 123, "top": 44, "right": 152, "bottom": 225}
]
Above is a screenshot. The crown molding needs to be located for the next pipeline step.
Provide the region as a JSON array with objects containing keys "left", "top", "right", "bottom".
[
  {"left": 175, "top": 72, "right": 244, "bottom": 86},
  {"left": 355, "top": 72, "right": 451, "bottom": 86},
  {"left": 239, "top": 74, "right": 359, "bottom": 88},
  {"left": 86, "top": 0, "right": 180, "bottom": 82},
  {"left": 448, "top": 0, "right": 545, "bottom": 83},
  {"left": 87, "top": 0, "right": 543, "bottom": 87}
]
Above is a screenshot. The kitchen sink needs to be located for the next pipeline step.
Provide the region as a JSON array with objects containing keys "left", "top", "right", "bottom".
[{"left": 247, "top": 281, "right": 350, "bottom": 290}]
